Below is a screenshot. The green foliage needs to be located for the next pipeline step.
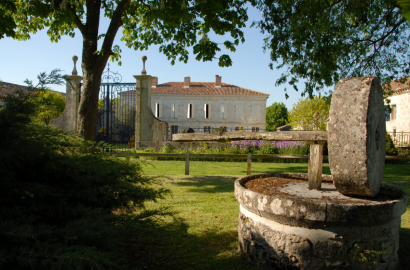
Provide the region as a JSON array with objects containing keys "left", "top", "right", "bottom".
[
  {"left": 200, "top": 141, "right": 210, "bottom": 150},
  {"left": 159, "top": 141, "right": 172, "bottom": 153},
  {"left": 265, "top": 102, "right": 288, "bottom": 131},
  {"left": 29, "top": 89, "right": 66, "bottom": 124},
  {"left": 386, "top": 133, "right": 399, "bottom": 156},
  {"left": 253, "top": 0, "right": 410, "bottom": 97},
  {"left": 212, "top": 127, "right": 224, "bottom": 135},
  {"left": 0, "top": 92, "right": 170, "bottom": 269},
  {"left": 288, "top": 96, "right": 330, "bottom": 131},
  {"left": 352, "top": 244, "right": 391, "bottom": 264},
  {"left": 400, "top": 0, "right": 410, "bottom": 22},
  {"left": 182, "top": 129, "right": 187, "bottom": 133},
  {"left": 0, "top": 0, "right": 16, "bottom": 39}
]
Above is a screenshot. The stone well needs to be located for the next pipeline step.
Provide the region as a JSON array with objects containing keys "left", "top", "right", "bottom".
[{"left": 235, "top": 173, "right": 407, "bottom": 270}]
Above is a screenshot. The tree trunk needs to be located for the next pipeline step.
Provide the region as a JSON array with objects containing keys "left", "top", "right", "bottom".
[{"left": 76, "top": 0, "right": 106, "bottom": 140}]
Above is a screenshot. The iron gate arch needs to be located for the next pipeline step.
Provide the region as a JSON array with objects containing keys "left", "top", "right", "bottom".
[{"left": 94, "top": 64, "right": 136, "bottom": 151}]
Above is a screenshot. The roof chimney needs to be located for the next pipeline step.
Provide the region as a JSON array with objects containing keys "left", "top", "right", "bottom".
[
  {"left": 215, "top": 75, "right": 222, "bottom": 88},
  {"left": 184, "top": 76, "right": 190, "bottom": 88},
  {"left": 152, "top": 77, "right": 158, "bottom": 88}
]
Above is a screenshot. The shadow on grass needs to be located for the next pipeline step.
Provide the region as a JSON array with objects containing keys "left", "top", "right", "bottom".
[
  {"left": 399, "top": 227, "right": 410, "bottom": 269},
  {"left": 123, "top": 217, "right": 255, "bottom": 270},
  {"left": 175, "top": 176, "right": 238, "bottom": 193}
]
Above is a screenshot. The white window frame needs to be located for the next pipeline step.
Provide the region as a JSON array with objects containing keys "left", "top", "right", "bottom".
[
  {"left": 204, "top": 103, "right": 211, "bottom": 119},
  {"left": 187, "top": 103, "right": 194, "bottom": 119},
  {"left": 391, "top": 104, "right": 397, "bottom": 120},
  {"left": 171, "top": 103, "right": 178, "bottom": 119},
  {"left": 155, "top": 102, "right": 162, "bottom": 118},
  {"left": 220, "top": 104, "right": 227, "bottom": 119}
]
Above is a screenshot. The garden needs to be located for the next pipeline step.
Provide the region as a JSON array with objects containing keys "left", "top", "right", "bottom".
[{"left": 1, "top": 85, "right": 409, "bottom": 270}]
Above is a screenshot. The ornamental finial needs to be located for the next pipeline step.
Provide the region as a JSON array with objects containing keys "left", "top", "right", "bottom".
[
  {"left": 72, "top": 55, "right": 78, "bottom": 75},
  {"left": 141, "top": 55, "right": 147, "bottom": 75}
]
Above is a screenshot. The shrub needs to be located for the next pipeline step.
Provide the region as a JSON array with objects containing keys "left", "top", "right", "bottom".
[
  {"left": 0, "top": 92, "right": 169, "bottom": 269},
  {"left": 386, "top": 133, "right": 399, "bottom": 156}
]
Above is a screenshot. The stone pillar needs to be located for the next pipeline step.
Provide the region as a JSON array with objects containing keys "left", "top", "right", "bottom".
[
  {"left": 134, "top": 56, "right": 168, "bottom": 149},
  {"left": 50, "top": 56, "right": 82, "bottom": 132}
]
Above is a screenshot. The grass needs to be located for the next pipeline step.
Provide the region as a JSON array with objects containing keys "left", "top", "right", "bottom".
[{"left": 125, "top": 159, "right": 410, "bottom": 269}]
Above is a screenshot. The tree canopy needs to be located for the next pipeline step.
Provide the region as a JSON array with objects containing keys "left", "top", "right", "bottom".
[
  {"left": 253, "top": 0, "right": 410, "bottom": 98},
  {"left": 8, "top": 0, "right": 249, "bottom": 140},
  {"left": 287, "top": 96, "right": 329, "bottom": 131},
  {"left": 30, "top": 89, "right": 66, "bottom": 125},
  {"left": 265, "top": 102, "right": 288, "bottom": 131}
]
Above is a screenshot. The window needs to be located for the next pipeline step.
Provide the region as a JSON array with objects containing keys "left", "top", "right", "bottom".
[
  {"left": 252, "top": 127, "right": 259, "bottom": 132},
  {"left": 154, "top": 102, "right": 161, "bottom": 118},
  {"left": 171, "top": 125, "right": 178, "bottom": 134},
  {"left": 235, "top": 127, "right": 240, "bottom": 131},
  {"left": 220, "top": 126, "right": 227, "bottom": 132},
  {"left": 220, "top": 104, "right": 227, "bottom": 119},
  {"left": 204, "top": 104, "right": 210, "bottom": 119},
  {"left": 171, "top": 103, "right": 178, "bottom": 118},
  {"left": 187, "top": 103, "right": 194, "bottom": 118},
  {"left": 252, "top": 105, "right": 260, "bottom": 120},
  {"left": 385, "top": 106, "right": 390, "bottom": 121},
  {"left": 204, "top": 126, "right": 211, "bottom": 133},
  {"left": 236, "top": 104, "right": 244, "bottom": 120},
  {"left": 391, "top": 105, "right": 396, "bottom": 120}
]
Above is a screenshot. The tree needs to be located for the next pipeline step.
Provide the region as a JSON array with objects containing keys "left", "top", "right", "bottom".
[
  {"left": 287, "top": 96, "right": 329, "bottom": 131},
  {"left": 0, "top": 78, "right": 170, "bottom": 269},
  {"left": 400, "top": 0, "right": 410, "bottom": 21},
  {"left": 30, "top": 89, "right": 66, "bottom": 125},
  {"left": 265, "top": 102, "right": 288, "bottom": 131},
  {"left": 0, "top": 0, "right": 16, "bottom": 39},
  {"left": 10, "top": 0, "right": 249, "bottom": 140},
  {"left": 253, "top": 0, "right": 410, "bottom": 98}
]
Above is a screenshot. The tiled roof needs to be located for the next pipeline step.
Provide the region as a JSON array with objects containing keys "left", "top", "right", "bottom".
[
  {"left": 0, "top": 81, "right": 65, "bottom": 99},
  {"left": 389, "top": 78, "right": 410, "bottom": 96},
  {"left": 151, "top": 82, "right": 269, "bottom": 96}
]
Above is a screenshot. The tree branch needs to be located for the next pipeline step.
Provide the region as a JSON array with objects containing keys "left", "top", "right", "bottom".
[
  {"left": 67, "top": 4, "right": 85, "bottom": 34},
  {"left": 98, "top": 0, "right": 132, "bottom": 67}
]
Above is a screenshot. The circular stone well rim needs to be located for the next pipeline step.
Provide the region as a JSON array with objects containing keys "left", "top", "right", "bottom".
[{"left": 234, "top": 173, "right": 407, "bottom": 229}]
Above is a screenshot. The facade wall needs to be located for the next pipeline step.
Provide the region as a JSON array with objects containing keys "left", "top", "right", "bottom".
[
  {"left": 150, "top": 94, "right": 267, "bottom": 132},
  {"left": 385, "top": 93, "right": 410, "bottom": 132}
]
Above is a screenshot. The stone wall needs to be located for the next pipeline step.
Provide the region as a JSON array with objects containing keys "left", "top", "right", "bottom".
[
  {"left": 385, "top": 92, "right": 410, "bottom": 132},
  {"left": 134, "top": 75, "right": 168, "bottom": 149},
  {"left": 50, "top": 75, "right": 82, "bottom": 131}
]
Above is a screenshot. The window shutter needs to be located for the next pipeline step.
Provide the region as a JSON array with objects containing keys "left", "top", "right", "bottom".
[
  {"left": 155, "top": 103, "right": 159, "bottom": 118},
  {"left": 187, "top": 103, "right": 192, "bottom": 118},
  {"left": 208, "top": 104, "right": 211, "bottom": 119},
  {"left": 175, "top": 103, "right": 178, "bottom": 118},
  {"left": 236, "top": 105, "right": 243, "bottom": 120},
  {"left": 171, "top": 103, "right": 175, "bottom": 118},
  {"left": 204, "top": 103, "right": 207, "bottom": 118},
  {"left": 159, "top": 102, "right": 162, "bottom": 118},
  {"left": 219, "top": 104, "right": 223, "bottom": 119},
  {"left": 252, "top": 105, "right": 260, "bottom": 120}
]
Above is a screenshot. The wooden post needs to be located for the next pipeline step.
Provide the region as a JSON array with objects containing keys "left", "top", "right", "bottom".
[
  {"left": 185, "top": 151, "right": 190, "bottom": 175},
  {"left": 126, "top": 150, "right": 130, "bottom": 162},
  {"left": 308, "top": 144, "right": 323, "bottom": 190},
  {"left": 247, "top": 152, "right": 252, "bottom": 175}
]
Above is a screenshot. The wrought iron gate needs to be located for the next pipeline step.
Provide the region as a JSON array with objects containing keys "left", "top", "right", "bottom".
[{"left": 94, "top": 65, "right": 136, "bottom": 151}]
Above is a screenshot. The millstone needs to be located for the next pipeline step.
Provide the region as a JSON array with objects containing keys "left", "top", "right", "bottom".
[{"left": 328, "top": 77, "right": 386, "bottom": 197}]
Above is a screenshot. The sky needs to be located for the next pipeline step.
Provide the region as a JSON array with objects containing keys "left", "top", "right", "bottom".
[{"left": 0, "top": 4, "right": 330, "bottom": 110}]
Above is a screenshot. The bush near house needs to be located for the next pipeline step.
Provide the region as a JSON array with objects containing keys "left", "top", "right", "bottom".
[{"left": 386, "top": 133, "right": 399, "bottom": 156}]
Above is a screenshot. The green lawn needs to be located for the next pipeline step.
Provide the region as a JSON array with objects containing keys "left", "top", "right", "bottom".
[{"left": 126, "top": 159, "right": 410, "bottom": 269}]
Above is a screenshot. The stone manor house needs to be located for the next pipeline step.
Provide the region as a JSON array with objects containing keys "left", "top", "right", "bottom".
[
  {"left": 121, "top": 75, "right": 269, "bottom": 135},
  {"left": 385, "top": 77, "right": 410, "bottom": 146}
]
